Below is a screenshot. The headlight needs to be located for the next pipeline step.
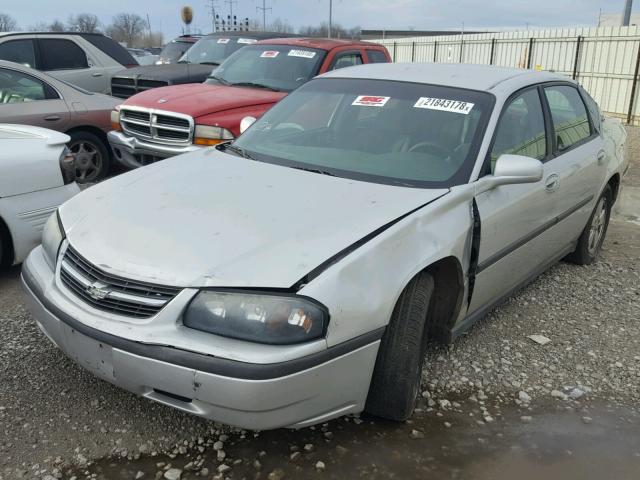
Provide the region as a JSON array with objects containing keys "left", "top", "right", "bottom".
[
  {"left": 110, "top": 108, "right": 121, "bottom": 131},
  {"left": 193, "top": 125, "right": 234, "bottom": 146},
  {"left": 184, "top": 290, "right": 329, "bottom": 345},
  {"left": 42, "top": 211, "right": 65, "bottom": 269}
]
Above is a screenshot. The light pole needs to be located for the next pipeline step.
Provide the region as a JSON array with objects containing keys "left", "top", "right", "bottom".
[
  {"left": 257, "top": 0, "right": 272, "bottom": 31},
  {"left": 328, "top": 0, "right": 333, "bottom": 38},
  {"left": 623, "top": 0, "right": 633, "bottom": 26}
]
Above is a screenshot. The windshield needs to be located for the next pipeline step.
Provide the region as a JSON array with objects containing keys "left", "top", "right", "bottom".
[
  {"left": 157, "top": 41, "right": 193, "bottom": 64},
  {"left": 231, "top": 78, "right": 494, "bottom": 188},
  {"left": 205, "top": 44, "right": 326, "bottom": 93},
  {"left": 179, "top": 36, "right": 257, "bottom": 65}
]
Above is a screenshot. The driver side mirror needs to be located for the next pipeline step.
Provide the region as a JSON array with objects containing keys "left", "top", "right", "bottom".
[
  {"left": 240, "top": 116, "right": 257, "bottom": 134},
  {"left": 476, "top": 154, "right": 543, "bottom": 194}
]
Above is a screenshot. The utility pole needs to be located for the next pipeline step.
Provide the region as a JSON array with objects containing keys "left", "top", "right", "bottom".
[
  {"left": 328, "top": 0, "right": 333, "bottom": 38},
  {"left": 623, "top": 0, "right": 633, "bottom": 26},
  {"left": 256, "top": 0, "right": 272, "bottom": 31},
  {"left": 208, "top": 0, "right": 219, "bottom": 32},
  {"left": 225, "top": 0, "right": 238, "bottom": 29}
]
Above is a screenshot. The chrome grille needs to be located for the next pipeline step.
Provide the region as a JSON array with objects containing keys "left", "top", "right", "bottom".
[
  {"left": 59, "top": 246, "right": 181, "bottom": 319},
  {"left": 111, "top": 77, "right": 169, "bottom": 99},
  {"left": 120, "top": 107, "right": 193, "bottom": 145}
]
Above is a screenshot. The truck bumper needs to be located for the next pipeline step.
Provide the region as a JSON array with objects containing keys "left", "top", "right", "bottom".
[
  {"left": 21, "top": 246, "right": 380, "bottom": 430},
  {"left": 108, "top": 130, "right": 201, "bottom": 169}
]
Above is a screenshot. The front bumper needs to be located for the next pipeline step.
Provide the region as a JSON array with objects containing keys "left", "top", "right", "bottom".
[
  {"left": 108, "top": 130, "right": 201, "bottom": 169},
  {"left": 21, "top": 246, "right": 381, "bottom": 430}
]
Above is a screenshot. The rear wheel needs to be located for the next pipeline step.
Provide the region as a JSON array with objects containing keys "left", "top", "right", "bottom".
[
  {"left": 365, "top": 272, "right": 434, "bottom": 421},
  {"left": 68, "top": 131, "right": 110, "bottom": 183},
  {"left": 566, "top": 185, "right": 612, "bottom": 265}
]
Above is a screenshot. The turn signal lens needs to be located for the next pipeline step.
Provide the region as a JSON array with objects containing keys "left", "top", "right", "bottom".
[
  {"left": 110, "top": 110, "right": 121, "bottom": 131},
  {"left": 193, "top": 124, "right": 234, "bottom": 146}
]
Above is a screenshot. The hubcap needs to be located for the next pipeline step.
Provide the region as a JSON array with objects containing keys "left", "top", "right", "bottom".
[
  {"left": 69, "top": 141, "right": 102, "bottom": 183},
  {"left": 587, "top": 196, "right": 607, "bottom": 256}
]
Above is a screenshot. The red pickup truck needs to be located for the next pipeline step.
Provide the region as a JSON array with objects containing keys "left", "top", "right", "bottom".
[{"left": 108, "top": 38, "right": 390, "bottom": 168}]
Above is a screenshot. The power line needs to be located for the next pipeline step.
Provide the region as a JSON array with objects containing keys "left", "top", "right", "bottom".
[{"left": 256, "top": 0, "right": 272, "bottom": 31}]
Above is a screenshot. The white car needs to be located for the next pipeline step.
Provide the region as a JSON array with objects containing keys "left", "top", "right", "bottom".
[
  {"left": 0, "top": 125, "right": 79, "bottom": 267},
  {"left": 22, "top": 64, "right": 626, "bottom": 430}
]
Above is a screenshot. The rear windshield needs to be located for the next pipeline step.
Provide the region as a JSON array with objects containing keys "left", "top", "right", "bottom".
[
  {"left": 231, "top": 78, "right": 495, "bottom": 188},
  {"left": 81, "top": 34, "right": 136, "bottom": 66},
  {"left": 158, "top": 41, "right": 194, "bottom": 64},
  {"left": 206, "top": 44, "right": 326, "bottom": 92},
  {"left": 178, "top": 36, "right": 257, "bottom": 65}
]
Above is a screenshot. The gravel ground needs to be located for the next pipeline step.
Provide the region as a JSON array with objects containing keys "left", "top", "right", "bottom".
[{"left": 0, "top": 128, "right": 639, "bottom": 480}]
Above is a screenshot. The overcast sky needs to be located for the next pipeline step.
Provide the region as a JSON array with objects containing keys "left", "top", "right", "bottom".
[{"left": 5, "top": 0, "right": 639, "bottom": 38}]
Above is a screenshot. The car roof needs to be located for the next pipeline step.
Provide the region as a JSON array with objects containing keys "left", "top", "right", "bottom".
[
  {"left": 0, "top": 31, "right": 107, "bottom": 37},
  {"left": 256, "top": 37, "right": 384, "bottom": 51},
  {"left": 204, "top": 31, "right": 301, "bottom": 40},
  {"left": 321, "top": 62, "right": 569, "bottom": 92}
]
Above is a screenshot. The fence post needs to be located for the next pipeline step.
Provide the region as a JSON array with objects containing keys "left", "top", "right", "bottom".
[
  {"left": 626, "top": 40, "right": 640, "bottom": 124},
  {"left": 526, "top": 37, "right": 535, "bottom": 69},
  {"left": 459, "top": 39, "right": 464, "bottom": 62},
  {"left": 489, "top": 38, "right": 496, "bottom": 65},
  {"left": 433, "top": 41, "right": 438, "bottom": 62},
  {"left": 572, "top": 35, "right": 583, "bottom": 80},
  {"left": 411, "top": 41, "right": 415, "bottom": 62},
  {"left": 393, "top": 41, "right": 397, "bottom": 61}
]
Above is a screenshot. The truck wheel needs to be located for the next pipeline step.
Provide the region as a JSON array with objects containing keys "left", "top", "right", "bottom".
[
  {"left": 68, "top": 131, "right": 110, "bottom": 183},
  {"left": 566, "top": 185, "right": 612, "bottom": 265},
  {"left": 365, "top": 271, "right": 434, "bottom": 421}
]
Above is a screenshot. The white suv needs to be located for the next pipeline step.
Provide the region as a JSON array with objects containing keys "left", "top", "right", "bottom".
[{"left": 0, "top": 32, "right": 137, "bottom": 94}]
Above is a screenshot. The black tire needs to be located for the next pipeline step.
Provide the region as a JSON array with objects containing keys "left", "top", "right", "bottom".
[
  {"left": 67, "top": 131, "right": 110, "bottom": 183},
  {"left": 566, "top": 185, "right": 612, "bottom": 265},
  {"left": 365, "top": 272, "right": 434, "bottom": 421}
]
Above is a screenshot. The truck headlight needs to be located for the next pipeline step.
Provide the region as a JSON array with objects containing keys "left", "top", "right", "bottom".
[
  {"left": 110, "top": 108, "right": 121, "bottom": 131},
  {"left": 42, "top": 211, "right": 65, "bottom": 269},
  {"left": 193, "top": 125, "right": 234, "bottom": 146},
  {"left": 183, "top": 290, "right": 329, "bottom": 344}
]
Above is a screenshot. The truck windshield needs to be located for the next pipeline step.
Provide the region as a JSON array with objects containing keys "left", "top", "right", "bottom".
[
  {"left": 157, "top": 41, "right": 193, "bottom": 64},
  {"left": 179, "top": 36, "right": 256, "bottom": 65},
  {"left": 230, "top": 78, "right": 495, "bottom": 188},
  {"left": 205, "top": 44, "right": 326, "bottom": 93}
]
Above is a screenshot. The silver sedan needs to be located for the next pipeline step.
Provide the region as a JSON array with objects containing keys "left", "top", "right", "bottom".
[{"left": 22, "top": 63, "right": 627, "bottom": 429}]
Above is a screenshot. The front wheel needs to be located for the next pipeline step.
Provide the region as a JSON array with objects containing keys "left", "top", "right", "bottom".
[
  {"left": 566, "top": 185, "right": 612, "bottom": 265},
  {"left": 68, "top": 131, "right": 110, "bottom": 183},
  {"left": 365, "top": 272, "right": 434, "bottom": 421}
]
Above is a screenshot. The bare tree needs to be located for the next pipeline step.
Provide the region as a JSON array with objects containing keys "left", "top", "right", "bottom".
[
  {"left": 106, "top": 13, "right": 146, "bottom": 47},
  {"left": 49, "top": 19, "right": 65, "bottom": 32},
  {"left": 298, "top": 22, "right": 360, "bottom": 39},
  {"left": 68, "top": 13, "right": 100, "bottom": 33},
  {"left": 138, "top": 31, "right": 164, "bottom": 48},
  {"left": 0, "top": 13, "right": 18, "bottom": 32},
  {"left": 268, "top": 17, "right": 294, "bottom": 33}
]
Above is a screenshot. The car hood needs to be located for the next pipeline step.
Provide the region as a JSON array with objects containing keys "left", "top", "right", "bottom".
[
  {"left": 123, "top": 83, "right": 287, "bottom": 118},
  {"left": 59, "top": 150, "right": 448, "bottom": 288},
  {"left": 115, "top": 64, "right": 215, "bottom": 84}
]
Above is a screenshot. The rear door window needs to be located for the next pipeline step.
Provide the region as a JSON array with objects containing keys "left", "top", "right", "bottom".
[
  {"left": 0, "top": 39, "right": 37, "bottom": 68},
  {"left": 366, "top": 49, "right": 388, "bottom": 63},
  {"left": 81, "top": 34, "right": 136, "bottom": 66},
  {"left": 330, "top": 52, "right": 363, "bottom": 71},
  {"left": 544, "top": 85, "right": 592, "bottom": 152},
  {"left": 38, "top": 39, "right": 89, "bottom": 70}
]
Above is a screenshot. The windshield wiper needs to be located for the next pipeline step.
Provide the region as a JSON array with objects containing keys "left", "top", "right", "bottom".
[
  {"left": 199, "top": 61, "right": 220, "bottom": 65},
  {"left": 289, "top": 166, "right": 336, "bottom": 177},
  {"left": 230, "top": 81, "right": 281, "bottom": 92},
  {"left": 176, "top": 60, "right": 191, "bottom": 64},
  {"left": 224, "top": 144, "right": 255, "bottom": 160}
]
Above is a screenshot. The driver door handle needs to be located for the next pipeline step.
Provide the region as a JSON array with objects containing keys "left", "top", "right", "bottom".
[
  {"left": 44, "top": 115, "right": 60, "bottom": 121},
  {"left": 92, "top": 72, "right": 103, "bottom": 77},
  {"left": 545, "top": 174, "right": 560, "bottom": 192},
  {"left": 597, "top": 150, "right": 606, "bottom": 165}
]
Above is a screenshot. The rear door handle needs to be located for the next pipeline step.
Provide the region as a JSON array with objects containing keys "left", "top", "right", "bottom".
[
  {"left": 597, "top": 150, "right": 606, "bottom": 165},
  {"left": 545, "top": 174, "right": 560, "bottom": 192},
  {"left": 44, "top": 115, "right": 60, "bottom": 121},
  {"left": 92, "top": 72, "right": 103, "bottom": 77}
]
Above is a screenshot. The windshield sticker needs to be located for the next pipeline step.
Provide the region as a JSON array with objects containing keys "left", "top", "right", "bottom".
[
  {"left": 288, "top": 49, "right": 317, "bottom": 59},
  {"left": 260, "top": 50, "right": 280, "bottom": 58},
  {"left": 237, "top": 38, "right": 257, "bottom": 44},
  {"left": 217, "top": 38, "right": 230, "bottom": 44},
  {"left": 352, "top": 95, "right": 390, "bottom": 107},
  {"left": 414, "top": 97, "right": 475, "bottom": 114}
]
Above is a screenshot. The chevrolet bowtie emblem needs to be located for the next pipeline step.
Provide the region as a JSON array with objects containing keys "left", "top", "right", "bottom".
[{"left": 86, "top": 281, "right": 110, "bottom": 300}]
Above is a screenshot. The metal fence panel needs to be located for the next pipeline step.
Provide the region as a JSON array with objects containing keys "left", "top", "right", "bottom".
[{"left": 372, "top": 26, "right": 640, "bottom": 124}]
